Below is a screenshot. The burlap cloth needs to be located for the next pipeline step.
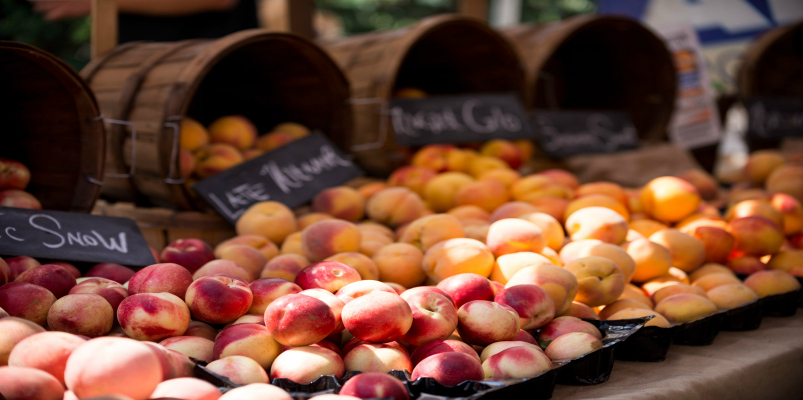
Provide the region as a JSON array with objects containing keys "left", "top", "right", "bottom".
[{"left": 553, "top": 312, "right": 803, "bottom": 400}]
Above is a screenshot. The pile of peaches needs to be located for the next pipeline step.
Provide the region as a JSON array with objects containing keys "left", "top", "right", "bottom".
[
  {"left": 0, "top": 157, "right": 40, "bottom": 209},
  {"left": 2, "top": 142, "right": 803, "bottom": 400},
  {"left": 178, "top": 116, "right": 310, "bottom": 183}
]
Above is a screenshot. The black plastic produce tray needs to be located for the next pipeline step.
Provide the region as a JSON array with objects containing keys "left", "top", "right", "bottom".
[
  {"left": 720, "top": 300, "right": 763, "bottom": 331},
  {"left": 672, "top": 311, "right": 725, "bottom": 346}
]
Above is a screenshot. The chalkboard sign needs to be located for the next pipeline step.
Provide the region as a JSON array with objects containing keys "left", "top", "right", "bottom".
[
  {"left": 531, "top": 111, "right": 639, "bottom": 158},
  {"left": 746, "top": 97, "right": 803, "bottom": 140},
  {"left": 389, "top": 93, "right": 534, "bottom": 146},
  {"left": 193, "top": 133, "right": 363, "bottom": 225},
  {"left": 0, "top": 207, "right": 156, "bottom": 267}
]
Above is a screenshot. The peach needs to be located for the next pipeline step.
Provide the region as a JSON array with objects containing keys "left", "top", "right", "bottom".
[
  {"left": 159, "top": 336, "right": 215, "bottom": 363},
  {"left": 206, "top": 355, "right": 269, "bottom": 384},
  {"left": 630, "top": 219, "right": 669, "bottom": 238},
  {"left": 297, "top": 213, "right": 335, "bottom": 230},
  {"left": 0, "top": 317, "right": 45, "bottom": 365},
  {"left": 654, "top": 293, "right": 718, "bottom": 323},
  {"left": 495, "top": 284, "right": 555, "bottom": 330},
  {"left": 7, "top": 331, "right": 84, "bottom": 384},
  {"left": 689, "top": 263, "right": 736, "bottom": 282},
  {"left": 51, "top": 262, "right": 82, "bottom": 281},
  {"left": 483, "top": 345, "right": 552, "bottom": 379},
  {"left": 607, "top": 308, "right": 670, "bottom": 327},
  {"left": 311, "top": 187, "right": 365, "bottom": 222},
  {"left": 436, "top": 273, "right": 494, "bottom": 309},
  {"left": 179, "top": 118, "right": 209, "bottom": 151},
  {"left": 270, "top": 346, "right": 344, "bottom": 384},
  {"left": 409, "top": 339, "right": 480, "bottom": 366},
  {"left": 540, "top": 247, "right": 562, "bottom": 266},
  {"left": 744, "top": 150, "right": 785, "bottom": 185},
  {"left": 399, "top": 214, "right": 464, "bottom": 252},
  {"left": 517, "top": 212, "right": 564, "bottom": 251},
  {"left": 208, "top": 115, "right": 257, "bottom": 150},
  {"left": 339, "top": 372, "right": 409, "bottom": 400},
  {"left": 236, "top": 201, "right": 298, "bottom": 245},
  {"left": 300, "top": 220, "right": 361, "bottom": 262},
  {"left": 421, "top": 172, "right": 473, "bottom": 212},
  {"left": 449, "top": 205, "right": 491, "bottom": 222},
  {"left": 564, "top": 194, "right": 629, "bottom": 221},
  {"left": 336, "top": 280, "right": 396, "bottom": 302},
  {"left": 728, "top": 188, "right": 770, "bottom": 207},
  {"left": 144, "top": 342, "right": 194, "bottom": 380},
  {"left": 342, "top": 291, "right": 413, "bottom": 342},
  {"left": 215, "top": 235, "right": 279, "bottom": 261},
  {"left": 359, "top": 235, "right": 394, "bottom": 258},
  {"left": 729, "top": 216, "right": 784, "bottom": 257},
  {"left": 388, "top": 166, "right": 438, "bottom": 197},
  {"left": 149, "top": 377, "right": 222, "bottom": 400},
  {"left": 401, "top": 290, "right": 458, "bottom": 346},
  {"left": 65, "top": 337, "right": 162, "bottom": 400},
  {"left": 640, "top": 176, "right": 701, "bottom": 223},
  {"left": 485, "top": 218, "right": 546, "bottom": 257},
  {"left": 213, "top": 323, "right": 282, "bottom": 369},
  {"left": 411, "top": 352, "right": 483, "bottom": 386},
  {"left": 216, "top": 245, "right": 268, "bottom": 280},
  {"left": 371, "top": 243, "right": 425, "bottom": 288},
  {"left": 641, "top": 276, "right": 683, "bottom": 297},
  {"left": 468, "top": 156, "right": 509, "bottom": 177},
  {"left": 648, "top": 229, "right": 705, "bottom": 273},
  {"left": 564, "top": 257, "right": 625, "bottom": 307},
  {"left": 480, "top": 340, "right": 543, "bottom": 362},
  {"left": 706, "top": 283, "right": 759, "bottom": 310},
  {"left": 619, "top": 283, "right": 654, "bottom": 308},
  {"left": 743, "top": 270, "right": 802, "bottom": 297},
  {"left": 598, "top": 298, "right": 651, "bottom": 320},
  {"left": 344, "top": 342, "right": 413, "bottom": 373},
  {"left": 160, "top": 238, "right": 216, "bottom": 274},
  {"left": 536, "top": 316, "right": 601, "bottom": 349},
  {"left": 679, "top": 169, "right": 719, "bottom": 201},
  {"left": 505, "top": 263, "right": 578, "bottom": 315},
  {"left": 194, "top": 143, "right": 244, "bottom": 178},
  {"left": 192, "top": 260, "right": 253, "bottom": 283},
  {"left": 0, "top": 189, "right": 41, "bottom": 209},
  {"left": 218, "top": 383, "right": 293, "bottom": 400},
  {"left": 411, "top": 144, "right": 454, "bottom": 172},
  {"left": 341, "top": 337, "right": 407, "bottom": 358},
  {"left": 265, "top": 294, "right": 336, "bottom": 346},
  {"left": 184, "top": 321, "right": 217, "bottom": 341},
  {"left": 15, "top": 263, "right": 76, "bottom": 298},
  {"left": 536, "top": 169, "right": 578, "bottom": 189},
  {"left": 248, "top": 278, "right": 302, "bottom": 314},
  {"left": 691, "top": 273, "right": 742, "bottom": 292},
  {"left": 559, "top": 301, "right": 600, "bottom": 320},
  {"left": 117, "top": 292, "right": 190, "bottom": 341},
  {"left": 726, "top": 199, "right": 784, "bottom": 229},
  {"left": 127, "top": 263, "right": 193, "bottom": 298},
  {"left": 454, "top": 179, "right": 510, "bottom": 213},
  {"left": 727, "top": 256, "right": 768, "bottom": 275},
  {"left": 261, "top": 254, "right": 309, "bottom": 281},
  {"left": 185, "top": 275, "right": 253, "bottom": 324},
  {"left": 0, "top": 258, "right": 8, "bottom": 286},
  {"left": 565, "top": 207, "right": 629, "bottom": 245},
  {"left": 47, "top": 294, "right": 113, "bottom": 337},
  {"left": 480, "top": 139, "right": 523, "bottom": 169},
  {"left": 489, "top": 202, "right": 539, "bottom": 223},
  {"left": 456, "top": 300, "right": 519, "bottom": 346},
  {"left": 510, "top": 175, "right": 558, "bottom": 201},
  {"left": 0, "top": 281, "right": 56, "bottom": 326},
  {"left": 384, "top": 282, "right": 407, "bottom": 295},
  {"left": 576, "top": 182, "right": 627, "bottom": 206},
  {"left": 685, "top": 226, "right": 735, "bottom": 265},
  {"left": 766, "top": 165, "right": 803, "bottom": 202},
  {"left": 366, "top": 187, "right": 428, "bottom": 227},
  {"left": 544, "top": 332, "right": 603, "bottom": 360},
  {"left": 299, "top": 289, "right": 346, "bottom": 334},
  {"left": 401, "top": 287, "right": 454, "bottom": 304},
  {"left": 577, "top": 243, "right": 636, "bottom": 284},
  {"left": 529, "top": 196, "right": 570, "bottom": 223},
  {"left": 559, "top": 239, "right": 603, "bottom": 264},
  {"left": 651, "top": 284, "right": 706, "bottom": 306},
  {"left": 478, "top": 168, "right": 521, "bottom": 189},
  {"left": 255, "top": 131, "right": 294, "bottom": 151},
  {"left": 0, "top": 366, "right": 64, "bottom": 400},
  {"left": 322, "top": 253, "right": 377, "bottom": 282},
  {"left": 294, "top": 261, "right": 361, "bottom": 293},
  {"left": 623, "top": 238, "right": 673, "bottom": 283},
  {"left": 226, "top": 314, "right": 264, "bottom": 327},
  {"left": 767, "top": 249, "right": 803, "bottom": 274},
  {"left": 0, "top": 158, "right": 31, "bottom": 190},
  {"left": 771, "top": 193, "right": 803, "bottom": 235},
  {"left": 272, "top": 122, "right": 310, "bottom": 138},
  {"left": 422, "top": 238, "right": 494, "bottom": 283}
]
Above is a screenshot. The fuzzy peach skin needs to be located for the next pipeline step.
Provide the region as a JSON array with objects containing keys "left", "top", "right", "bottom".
[
  {"left": 650, "top": 284, "right": 706, "bottom": 306},
  {"left": 623, "top": 238, "right": 673, "bottom": 283},
  {"left": 743, "top": 270, "right": 802, "bottom": 298},
  {"left": 64, "top": 337, "right": 163, "bottom": 400},
  {"left": 689, "top": 263, "right": 735, "bottom": 282},
  {"left": 449, "top": 205, "right": 491, "bottom": 222},
  {"left": 0, "top": 258, "right": 9, "bottom": 286},
  {"left": 295, "top": 261, "right": 362, "bottom": 293},
  {"left": 48, "top": 294, "right": 114, "bottom": 337},
  {"left": 218, "top": 383, "right": 293, "bottom": 400},
  {"left": 341, "top": 337, "right": 408, "bottom": 358},
  {"left": 505, "top": 264, "right": 579, "bottom": 315},
  {"left": 630, "top": 219, "right": 669, "bottom": 238},
  {"left": 160, "top": 238, "right": 216, "bottom": 274},
  {"left": 117, "top": 292, "right": 190, "bottom": 341},
  {"left": 766, "top": 164, "right": 803, "bottom": 202},
  {"left": 208, "top": 115, "right": 257, "bottom": 150},
  {"left": 485, "top": 218, "right": 546, "bottom": 257},
  {"left": 490, "top": 202, "right": 539, "bottom": 222},
  {"left": 0, "top": 189, "right": 41, "bottom": 209},
  {"left": 261, "top": 254, "right": 310, "bottom": 281},
  {"left": 607, "top": 308, "right": 670, "bottom": 327},
  {"left": 744, "top": 150, "right": 785, "bottom": 185},
  {"left": 311, "top": 186, "right": 366, "bottom": 222},
  {"left": 454, "top": 179, "right": 510, "bottom": 213},
  {"left": 422, "top": 238, "right": 495, "bottom": 283},
  {"left": 482, "top": 345, "right": 553, "bottom": 379},
  {"left": 159, "top": 336, "right": 215, "bottom": 363},
  {"left": 726, "top": 199, "right": 784, "bottom": 228},
  {"left": 619, "top": 283, "right": 653, "bottom": 308},
  {"left": 127, "top": 263, "right": 193, "bottom": 299},
  {"left": 565, "top": 207, "right": 629, "bottom": 245},
  {"left": 216, "top": 245, "right": 269, "bottom": 281},
  {"left": 596, "top": 298, "right": 649, "bottom": 320},
  {"left": 301, "top": 219, "right": 362, "bottom": 262},
  {"left": 271, "top": 346, "right": 345, "bottom": 384},
  {"left": 399, "top": 214, "right": 465, "bottom": 252},
  {"left": 728, "top": 256, "right": 769, "bottom": 275},
  {"left": 0, "top": 281, "right": 56, "bottom": 327},
  {"left": 409, "top": 339, "right": 480, "bottom": 367},
  {"left": 344, "top": 342, "right": 413, "bottom": 373},
  {"left": 215, "top": 235, "right": 279, "bottom": 261},
  {"left": 193, "top": 260, "right": 253, "bottom": 283},
  {"left": 336, "top": 280, "right": 396, "bottom": 303},
  {"left": 0, "top": 317, "right": 45, "bottom": 365},
  {"left": 577, "top": 243, "right": 636, "bottom": 284},
  {"left": 265, "top": 293, "right": 336, "bottom": 346},
  {"left": 648, "top": 229, "right": 706, "bottom": 273},
  {"left": 226, "top": 314, "right": 265, "bottom": 327},
  {"left": 456, "top": 300, "right": 520, "bottom": 346},
  {"left": 640, "top": 176, "right": 701, "bottom": 223},
  {"left": 518, "top": 212, "right": 565, "bottom": 251},
  {"left": 281, "top": 232, "right": 304, "bottom": 255},
  {"left": 300, "top": 288, "right": 346, "bottom": 334},
  {"left": 411, "top": 352, "right": 484, "bottom": 387},
  {"left": 401, "top": 287, "right": 454, "bottom": 305},
  {"left": 401, "top": 290, "right": 458, "bottom": 346},
  {"left": 149, "top": 377, "right": 222, "bottom": 400},
  {"left": 5, "top": 256, "right": 39, "bottom": 281},
  {"left": 366, "top": 187, "right": 428, "bottom": 228},
  {"left": 256, "top": 131, "right": 294, "bottom": 151},
  {"left": 15, "top": 263, "right": 76, "bottom": 298},
  {"left": 206, "top": 355, "right": 269, "bottom": 385},
  {"left": 654, "top": 293, "right": 718, "bottom": 324},
  {"left": 185, "top": 275, "right": 253, "bottom": 324},
  {"left": 84, "top": 263, "right": 136, "bottom": 284},
  {"left": 536, "top": 316, "right": 602, "bottom": 349},
  {"left": 559, "top": 302, "right": 600, "bottom": 320},
  {"left": 770, "top": 193, "right": 803, "bottom": 235},
  {"left": 422, "top": 172, "right": 474, "bottom": 213},
  {"left": 728, "top": 216, "right": 785, "bottom": 257},
  {"left": 213, "top": 323, "right": 283, "bottom": 369},
  {"left": 767, "top": 250, "right": 803, "bottom": 275},
  {"left": 144, "top": 341, "right": 194, "bottom": 381},
  {"left": 7, "top": 331, "right": 85, "bottom": 385},
  {"left": 339, "top": 371, "right": 409, "bottom": 400},
  {"left": 490, "top": 252, "right": 552, "bottom": 285},
  {"left": 436, "top": 273, "right": 494, "bottom": 309},
  {"left": 0, "top": 366, "right": 64, "bottom": 400},
  {"left": 272, "top": 121, "right": 310, "bottom": 138},
  {"left": 480, "top": 139, "right": 523, "bottom": 169},
  {"left": 686, "top": 225, "right": 735, "bottom": 265},
  {"left": 194, "top": 143, "right": 244, "bottom": 178},
  {"left": 691, "top": 273, "right": 742, "bottom": 292},
  {"left": 564, "top": 194, "right": 629, "bottom": 222},
  {"left": 248, "top": 278, "right": 302, "bottom": 314},
  {"left": 68, "top": 277, "right": 129, "bottom": 314},
  {"left": 480, "top": 340, "right": 543, "bottom": 363},
  {"left": 342, "top": 291, "right": 413, "bottom": 343},
  {"left": 325, "top": 252, "right": 379, "bottom": 281},
  {"left": 388, "top": 165, "right": 438, "bottom": 197},
  {"left": 706, "top": 283, "right": 759, "bottom": 310},
  {"left": 184, "top": 320, "right": 218, "bottom": 341},
  {"left": 544, "top": 332, "right": 603, "bottom": 360},
  {"left": 236, "top": 201, "right": 298, "bottom": 245},
  {"left": 494, "top": 284, "right": 555, "bottom": 330},
  {"left": 179, "top": 117, "right": 209, "bottom": 151},
  {"left": 411, "top": 144, "right": 454, "bottom": 172}
]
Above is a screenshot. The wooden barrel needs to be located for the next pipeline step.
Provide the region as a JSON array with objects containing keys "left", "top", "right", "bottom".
[
  {"left": 0, "top": 41, "right": 105, "bottom": 213},
  {"left": 504, "top": 15, "right": 677, "bottom": 143},
  {"left": 320, "top": 14, "right": 527, "bottom": 176},
  {"left": 80, "top": 29, "right": 352, "bottom": 210},
  {"left": 737, "top": 20, "right": 803, "bottom": 151}
]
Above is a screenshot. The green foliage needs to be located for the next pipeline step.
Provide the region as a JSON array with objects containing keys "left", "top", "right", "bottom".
[
  {"left": 0, "top": 0, "right": 90, "bottom": 71},
  {"left": 521, "top": 0, "right": 596, "bottom": 23},
  {"left": 316, "top": 0, "right": 456, "bottom": 34}
]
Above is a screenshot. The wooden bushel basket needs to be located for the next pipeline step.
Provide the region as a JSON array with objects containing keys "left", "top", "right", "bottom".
[
  {"left": 80, "top": 29, "right": 352, "bottom": 210},
  {"left": 319, "top": 14, "right": 527, "bottom": 176},
  {"left": 0, "top": 41, "right": 105, "bottom": 213}
]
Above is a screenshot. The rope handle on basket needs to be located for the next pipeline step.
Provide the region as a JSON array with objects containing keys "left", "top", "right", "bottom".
[
  {"left": 163, "top": 115, "right": 186, "bottom": 185},
  {"left": 346, "top": 97, "right": 391, "bottom": 152},
  {"left": 89, "top": 114, "right": 137, "bottom": 179}
]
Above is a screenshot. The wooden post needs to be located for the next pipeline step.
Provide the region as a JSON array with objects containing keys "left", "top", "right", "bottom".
[
  {"left": 458, "top": 0, "right": 489, "bottom": 22},
  {"left": 261, "top": 0, "right": 316, "bottom": 39},
  {"left": 91, "top": 0, "right": 118, "bottom": 58}
]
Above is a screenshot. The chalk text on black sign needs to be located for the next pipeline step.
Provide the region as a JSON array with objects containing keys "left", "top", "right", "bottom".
[
  {"left": 532, "top": 111, "right": 639, "bottom": 158},
  {"left": 747, "top": 98, "right": 803, "bottom": 140}
]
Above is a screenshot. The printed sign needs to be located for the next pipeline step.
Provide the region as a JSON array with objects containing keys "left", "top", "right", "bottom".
[
  {"left": 531, "top": 111, "right": 639, "bottom": 157},
  {"left": 193, "top": 133, "right": 363, "bottom": 225},
  {"left": 0, "top": 207, "right": 156, "bottom": 266},
  {"left": 389, "top": 93, "right": 534, "bottom": 146},
  {"left": 746, "top": 97, "right": 803, "bottom": 140}
]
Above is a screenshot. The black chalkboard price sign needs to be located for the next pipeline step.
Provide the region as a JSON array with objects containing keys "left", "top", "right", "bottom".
[
  {"left": 0, "top": 207, "right": 156, "bottom": 266},
  {"left": 192, "top": 133, "right": 363, "bottom": 225},
  {"left": 746, "top": 97, "right": 803, "bottom": 140},
  {"left": 531, "top": 111, "right": 640, "bottom": 158},
  {"left": 389, "top": 93, "right": 534, "bottom": 146}
]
